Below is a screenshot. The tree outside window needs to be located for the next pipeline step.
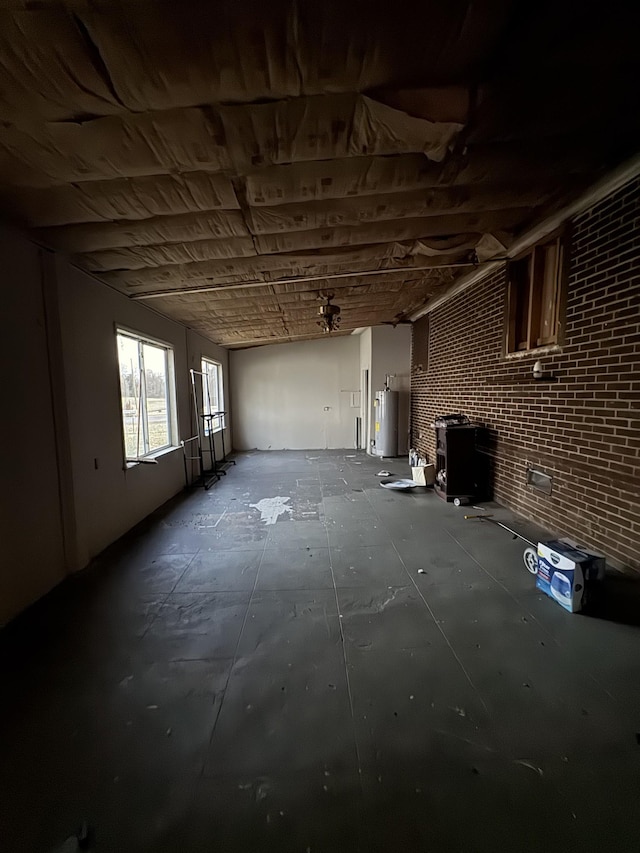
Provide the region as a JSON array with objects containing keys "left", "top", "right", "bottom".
[
  {"left": 201, "top": 358, "right": 224, "bottom": 434},
  {"left": 117, "top": 330, "right": 174, "bottom": 459}
]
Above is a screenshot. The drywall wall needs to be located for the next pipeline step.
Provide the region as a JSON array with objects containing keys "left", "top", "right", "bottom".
[
  {"left": 0, "top": 226, "right": 233, "bottom": 623},
  {"left": 359, "top": 328, "right": 372, "bottom": 450},
  {"left": 361, "top": 325, "right": 412, "bottom": 456},
  {"left": 57, "top": 258, "right": 189, "bottom": 568},
  {"left": 56, "top": 260, "right": 232, "bottom": 569},
  {"left": 230, "top": 336, "right": 360, "bottom": 450},
  {"left": 0, "top": 229, "right": 66, "bottom": 625}
]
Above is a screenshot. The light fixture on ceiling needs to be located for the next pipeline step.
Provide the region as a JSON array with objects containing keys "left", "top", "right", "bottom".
[{"left": 317, "top": 293, "right": 341, "bottom": 333}]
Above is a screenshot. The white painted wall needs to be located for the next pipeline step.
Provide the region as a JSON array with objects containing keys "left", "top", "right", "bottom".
[
  {"left": 0, "top": 223, "right": 232, "bottom": 624},
  {"left": 57, "top": 261, "right": 187, "bottom": 568},
  {"left": 231, "top": 336, "right": 360, "bottom": 450},
  {"left": 359, "top": 328, "right": 372, "bottom": 450},
  {"left": 57, "top": 259, "right": 231, "bottom": 569}
]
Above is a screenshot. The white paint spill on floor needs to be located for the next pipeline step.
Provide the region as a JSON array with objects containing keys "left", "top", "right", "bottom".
[
  {"left": 378, "top": 589, "right": 399, "bottom": 611},
  {"left": 250, "top": 496, "right": 293, "bottom": 524}
]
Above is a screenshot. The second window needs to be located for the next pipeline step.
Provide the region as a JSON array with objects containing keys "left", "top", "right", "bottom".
[{"left": 201, "top": 358, "right": 225, "bottom": 433}]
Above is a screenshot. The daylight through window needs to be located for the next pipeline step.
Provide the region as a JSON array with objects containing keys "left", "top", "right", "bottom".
[
  {"left": 117, "top": 330, "right": 174, "bottom": 459},
  {"left": 506, "top": 232, "right": 567, "bottom": 354},
  {"left": 201, "top": 358, "right": 224, "bottom": 433}
]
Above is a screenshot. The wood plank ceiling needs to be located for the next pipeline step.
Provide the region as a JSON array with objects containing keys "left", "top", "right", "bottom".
[{"left": 1, "top": 0, "right": 639, "bottom": 347}]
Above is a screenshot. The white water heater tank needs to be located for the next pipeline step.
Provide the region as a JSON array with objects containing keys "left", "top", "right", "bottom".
[{"left": 374, "top": 388, "right": 399, "bottom": 457}]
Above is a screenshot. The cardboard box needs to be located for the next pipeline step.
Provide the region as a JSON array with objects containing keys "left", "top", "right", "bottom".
[
  {"left": 411, "top": 464, "right": 435, "bottom": 486},
  {"left": 536, "top": 540, "right": 606, "bottom": 613}
]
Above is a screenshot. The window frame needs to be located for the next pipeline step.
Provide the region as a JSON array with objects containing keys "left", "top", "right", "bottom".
[
  {"left": 116, "top": 327, "right": 178, "bottom": 463},
  {"left": 505, "top": 229, "right": 569, "bottom": 356},
  {"left": 412, "top": 314, "right": 429, "bottom": 373},
  {"left": 201, "top": 357, "right": 225, "bottom": 434}
]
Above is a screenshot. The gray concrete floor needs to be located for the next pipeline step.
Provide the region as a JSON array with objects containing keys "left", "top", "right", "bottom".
[{"left": 2, "top": 450, "right": 640, "bottom": 852}]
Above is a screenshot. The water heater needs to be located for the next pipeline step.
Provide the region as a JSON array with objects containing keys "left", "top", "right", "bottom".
[{"left": 374, "top": 384, "right": 399, "bottom": 457}]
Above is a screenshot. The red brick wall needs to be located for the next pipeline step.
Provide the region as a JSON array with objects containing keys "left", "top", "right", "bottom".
[{"left": 411, "top": 177, "right": 640, "bottom": 571}]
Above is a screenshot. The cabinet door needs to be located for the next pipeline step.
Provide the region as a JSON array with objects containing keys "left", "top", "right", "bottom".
[{"left": 443, "top": 429, "right": 476, "bottom": 494}]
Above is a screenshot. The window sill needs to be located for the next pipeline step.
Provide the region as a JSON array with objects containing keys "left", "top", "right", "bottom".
[
  {"left": 504, "top": 344, "right": 561, "bottom": 360},
  {"left": 125, "top": 445, "right": 181, "bottom": 469}
]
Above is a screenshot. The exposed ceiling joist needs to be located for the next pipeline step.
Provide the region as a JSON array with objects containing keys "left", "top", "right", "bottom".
[{"left": 128, "top": 260, "right": 476, "bottom": 300}]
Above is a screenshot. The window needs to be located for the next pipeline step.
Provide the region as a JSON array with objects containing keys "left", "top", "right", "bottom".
[
  {"left": 412, "top": 315, "right": 429, "bottom": 373},
  {"left": 201, "top": 358, "right": 224, "bottom": 433},
  {"left": 117, "top": 329, "right": 175, "bottom": 460},
  {"left": 506, "top": 232, "right": 567, "bottom": 354}
]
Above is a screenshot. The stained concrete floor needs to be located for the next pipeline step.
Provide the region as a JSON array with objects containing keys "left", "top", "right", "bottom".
[{"left": 2, "top": 450, "right": 640, "bottom": 852}]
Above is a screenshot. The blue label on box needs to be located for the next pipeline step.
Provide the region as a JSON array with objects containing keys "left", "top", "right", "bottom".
[
  {"left": 536, "top": 560, "right": 580, "bottom": 612},
  {"left": 536, "top": 541, "right": 605, "bottom": 614}
]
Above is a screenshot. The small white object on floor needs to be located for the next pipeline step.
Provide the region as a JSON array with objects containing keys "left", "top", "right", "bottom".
[
  {"left": 418, "top": 569, "right": 426, "bottom": 574},
  {"left": 380, "top": 479, "right": 419, "bottom": 489},
  {"left": 377, "top": 470, "right": 392, "bottom": 476}
]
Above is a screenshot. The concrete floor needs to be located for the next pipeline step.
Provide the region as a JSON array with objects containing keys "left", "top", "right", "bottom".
[{"left": 2, "top": 450, "right": 640, "bottom": 852}]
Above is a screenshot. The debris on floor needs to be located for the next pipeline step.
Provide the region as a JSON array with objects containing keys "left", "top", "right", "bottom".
[
  {"left": 49, "top": 823, "right": 93, "bottom": 852},
  {"left": 4, "top": 450, "right": 638, "bottom": 852},
  {"left": 377, "top": 470, "right": 392, "bottom": 476},
  {"left": 380, "top": 479, "right": 420, "bottom": 489},
  {"left": 514, "top": 759, "right": 544, "bottom": 777},
  {"left": 250, "top": 496, "right": 293, "bottom": 524},
  {"left": 411, "top": 463, "right": 436, "bottom": 486}
]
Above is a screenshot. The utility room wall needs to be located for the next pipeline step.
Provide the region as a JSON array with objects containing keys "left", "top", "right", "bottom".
[
  {"left": 369, "top": 325, "right": 412, "bottom": 456},
  {"left": 230, "top": 336, "right": 360, "bottom": 450},
  {"left": 411, "top": 177, "right": 640, "bottom": 571}
]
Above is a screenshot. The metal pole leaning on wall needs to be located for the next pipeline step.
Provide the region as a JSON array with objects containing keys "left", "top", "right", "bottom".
[
  {"left": 189, "top": 369, "right": 219, "bottom": 490},
  {"left": 213, "top": 412, "right": 235, "bottom": 468},
  {"left": 180, "top": 436, "right": 200, "bottom": 487}
]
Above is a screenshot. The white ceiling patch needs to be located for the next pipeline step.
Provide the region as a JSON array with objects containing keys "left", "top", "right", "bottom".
[{"left": 250, "top": 496, "right": 293, "bottom": 525}]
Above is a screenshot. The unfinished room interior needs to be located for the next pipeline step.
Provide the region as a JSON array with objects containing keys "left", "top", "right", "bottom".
[{"left": 1, "top": 1, "right": 639, "bottom": 850}]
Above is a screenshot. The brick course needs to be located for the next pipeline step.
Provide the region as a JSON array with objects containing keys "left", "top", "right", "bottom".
[{"left": 411, "top": 177, "right": 640, "bottom": 570}]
